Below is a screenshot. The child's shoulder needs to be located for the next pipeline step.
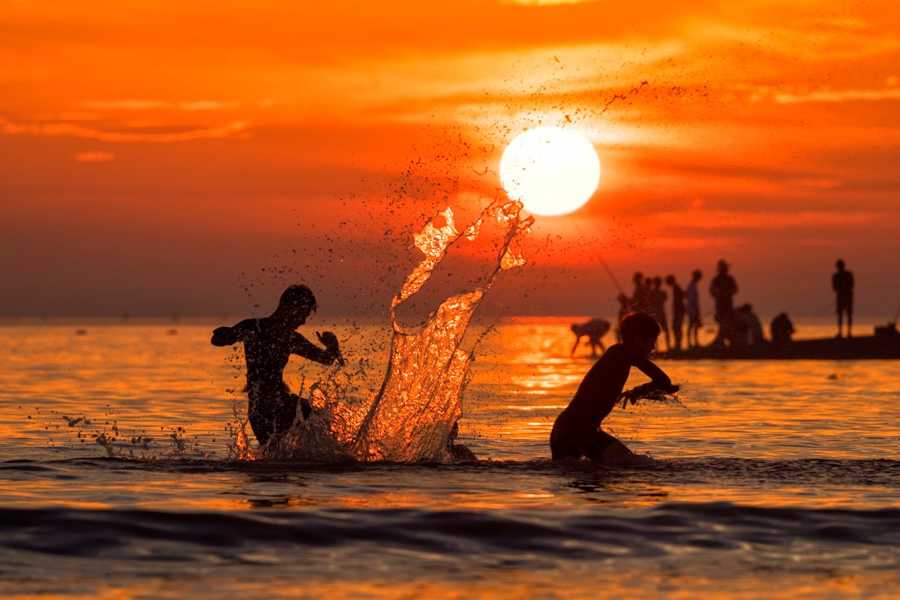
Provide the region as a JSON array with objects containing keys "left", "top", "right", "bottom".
[
  {"left": 232, "top": 318, "right": 261, "bottom": 332},
  {"left": 601, "top": 342, "right": 642, "bottom": 363},
  {"left": 605, "top": 342, "right": 628, "bottom": 355},
  {"left": 594, "top": 342, "right": 627, "bottom": 363}
]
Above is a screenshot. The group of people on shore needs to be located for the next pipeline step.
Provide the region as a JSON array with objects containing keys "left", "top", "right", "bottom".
[
  {"left": 619, "top": 264, "right": 737, "bottom": 351},
  {"left": 618, "top": 270, "right": 704, "bottom": 351},
  {"left": 616, "top": 258, "right": 855, "bottom": 351}
]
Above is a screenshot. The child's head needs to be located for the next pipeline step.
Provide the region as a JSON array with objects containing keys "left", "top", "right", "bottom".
[
  {"left": 619, "top": 312, "right": 660, "bottom": 354},
  {"left": 692, "top": 269, "right": 702, "bottom": 282},
  {"left": 664, "top": 274, "right": 675, "bottom": 286},
  {"left": 277, "top": 285, "right": 318, "bottom": 324}
]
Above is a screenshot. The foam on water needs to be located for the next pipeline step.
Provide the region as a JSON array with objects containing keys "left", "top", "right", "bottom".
[{"left": 262, "top": 200, "right": 530, "bottom": 462}]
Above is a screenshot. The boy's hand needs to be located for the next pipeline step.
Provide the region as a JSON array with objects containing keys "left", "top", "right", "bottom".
[
  {"left": 211, "top": 326, "right": 236, "bottom": 346},
  {"left": 317, "top": 331, "right": 345, "bottom": 366},
  {"left": 619, "top": 382, "right": 680, "bottom": 409}
]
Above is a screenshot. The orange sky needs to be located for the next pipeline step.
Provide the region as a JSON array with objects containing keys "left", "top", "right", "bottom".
[{"left": 2, "top": 0, "right": 899, "bottom": 319}]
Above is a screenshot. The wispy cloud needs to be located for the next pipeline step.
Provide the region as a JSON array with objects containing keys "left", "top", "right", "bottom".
[
  {"left": 774, "top": 88, "right": 900, "bottom": 103},
  {"left": 504, "top": 0, "right": 601, "bottom": 5},
  {"left": 653, "top": 209, "right": 878, "bottom": 230},
  {"left": 74, "top": 151, "right": 115, "bottom": 162},
  {"left": 0, "top": 117, "right": 250, "bottom": 142},
  {"left": 80, "top": 100, "right": 239, "bottom": 111}
]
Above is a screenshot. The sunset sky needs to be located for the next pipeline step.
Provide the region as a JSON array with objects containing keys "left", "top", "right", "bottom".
[{"left": 3, "top": 0, "right": 899, "bottom": 319}]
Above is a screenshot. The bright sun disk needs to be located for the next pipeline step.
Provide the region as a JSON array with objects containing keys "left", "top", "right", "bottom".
[{"left": 499, "top": 126, "right": 601, "bottom": 217}]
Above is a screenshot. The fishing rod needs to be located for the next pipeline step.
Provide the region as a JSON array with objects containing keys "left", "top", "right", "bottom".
[
  {"left": 597, "top": 253, "right": 625, "bottom": 296},
  {"left": 569, "top": 220, "right": 626, "bottom": 296},
  {"left": 814, "top": 300, "right": 835, "bottom": 317}
]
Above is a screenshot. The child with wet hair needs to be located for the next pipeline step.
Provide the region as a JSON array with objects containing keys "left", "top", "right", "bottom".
[
  {"left": 550, "top": 312, "right": 679, "bottom": 462},
  {"left": 211, "top": 285, "right": 344, "bottom": 446}
]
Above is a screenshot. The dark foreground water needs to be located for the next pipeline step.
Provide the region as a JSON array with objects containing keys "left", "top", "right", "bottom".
[{"left": 2, "top": 320, "right": 899, "bottom": 598}]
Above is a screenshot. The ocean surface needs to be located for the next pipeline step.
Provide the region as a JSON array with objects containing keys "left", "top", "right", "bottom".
[{"left": 2, "top": 317, "right": 899, "bottom": 599}]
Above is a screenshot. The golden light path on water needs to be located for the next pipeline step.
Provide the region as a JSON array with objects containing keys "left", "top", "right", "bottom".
[{"left": 8, "top": 571, "right": 900, "bottom": 600}]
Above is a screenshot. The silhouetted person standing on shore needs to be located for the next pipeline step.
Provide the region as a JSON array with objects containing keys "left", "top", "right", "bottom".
[
  {"left": 650, "top": 277, "right": 670, "bottom": 350},
  {"left": 211, "top": 285, "right": 344, "bottom": 446},
  {"left": 665, "top": 275, "right": 685, "bottom": 351},
  {"left": 686, "top": 270, "right": 702, "bottom": 348},
  {"left": 631, "top": 272, "right": 646, "bottom": 313},
  {"left": 832, "top": 259, "right": 854, "bottom": 338},
  {"left": 710, "top": 260, "right": 738, "bottom": 346},
  {"left": 616, "top": 293, "right": 630, "bottom": 327}
]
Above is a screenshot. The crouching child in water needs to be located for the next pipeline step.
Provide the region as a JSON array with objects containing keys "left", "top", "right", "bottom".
[
  {"left": 550, "top": 312, "right": 679, "bottom": 462},
  {"left": 211, "top": 285, "right": 344, "bottom": 446}
]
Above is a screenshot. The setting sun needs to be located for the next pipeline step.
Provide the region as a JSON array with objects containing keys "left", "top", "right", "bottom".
[{"left": 499, "top": 126, "right": 601, "bottom": 217}]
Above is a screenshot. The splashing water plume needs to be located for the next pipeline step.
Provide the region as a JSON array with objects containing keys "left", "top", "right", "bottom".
[{"left": 266, "top": 200, "right": 531, "bottom": 462}]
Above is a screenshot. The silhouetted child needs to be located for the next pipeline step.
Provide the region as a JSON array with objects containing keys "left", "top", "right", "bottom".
[
  {"left": 211, "top": 285, "right": 343, "bottom": 446},
  {"left": 665, "top": 274, "right": 685, "bottom": 351},
  {"left": 550, "top": 312, "right": 679, "bottom": 462}
]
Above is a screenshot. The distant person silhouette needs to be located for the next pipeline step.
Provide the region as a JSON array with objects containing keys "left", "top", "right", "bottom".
[
  {"left": 665, "top": 275, "right": 685, "bottom": 351},
  {"left": 710, "top": 260, "right": 738, "bottom": 346},
  {"left": 550, "top": 312, "right": 679, "bottom": 462},
  {"left": 832, "top": 259, "right": 854, "bottom": 338},
  {"left": 631, "top": 272, "right": 646, "bottom": 313},
  {"left": 737, "top": 303, "right": 765, "bottom": 346},
  {"left": 616, "top": 293, "right": 630, "bottom": 329},
  {"left": 211, "top": 285, "right": 344, "bottom": 446},
  {"left": 686, "top": 269, "right": 703, "bottom": 348},
  {"left": 570, "top": 318, "right": 611, "bottom": 357},
  {"left": 649, "top": 277, "right": 670, "bottom": 350},
  {"left": 770, "top": 312, "right": 795, "bottom": 344},
  {"left": 642, "top": 279, "right": 654, "bottom": 314}
]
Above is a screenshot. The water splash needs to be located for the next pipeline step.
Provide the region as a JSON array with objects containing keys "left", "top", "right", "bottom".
[{"left": 265, "top": 200, "right": 531, "bottom": 462}]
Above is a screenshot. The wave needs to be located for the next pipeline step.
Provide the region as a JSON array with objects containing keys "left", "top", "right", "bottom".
[
  {"left": 7, "top": 455, "right": 900, "bottom": 480},
  {"left": 7, "top": 455, "right": 900, "bottom": 484},
  {"left": 2, "top": 502, "right": 899, "bottom": 565}
]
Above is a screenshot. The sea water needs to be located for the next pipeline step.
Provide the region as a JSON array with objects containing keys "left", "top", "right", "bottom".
[
  {"left": 2, "top": 202, "right": 900, "bottom": 597},
  {"left": 2, "top": 315, "right": 899, "bottom": 598}
]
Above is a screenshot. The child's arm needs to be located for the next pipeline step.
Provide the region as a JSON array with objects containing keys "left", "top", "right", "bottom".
[
  {"left": 632, "top": 355, "right": 679, "bottom": 393},
  {"left": 211, "top": 327, "right": 237, "bottom": 346},
  {"left": 211, "top": 320, "right": 253, "bottom": 346},
  {"left": 290, "top": 331, "right": 344, "bottom": 365}
]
